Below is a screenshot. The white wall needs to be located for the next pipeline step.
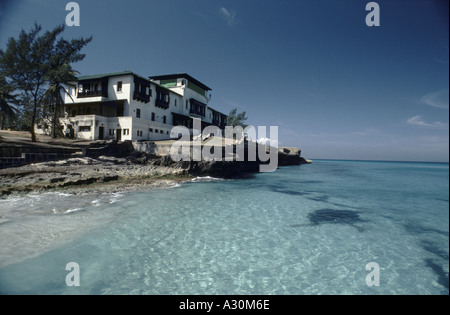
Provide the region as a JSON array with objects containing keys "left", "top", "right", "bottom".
[
  {"left": 64, "top": 74, "right": 132, "bottom": 106},
  {"left": 63, "top": 73, "right": 226, "bottom": 142},
  {"left": 133, "top": 118, "right": 172, "bottom": 141}
]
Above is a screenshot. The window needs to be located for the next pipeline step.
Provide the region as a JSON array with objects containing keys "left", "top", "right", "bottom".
[
  {"left": 79, "top": 126, "right": 91, "bottom": 132},
  {"left": 117, "top": 81, "right": 122, "bottom": 92},
  {"left": 151, "top": 113, "right": 155, "bottom": 121},
  {"left": 149, "top": 128, "right": 153, "bottom": 133},
  {"left": 123, "top": 129, "right": 129, "bottom": 136},
  {"left": 166, "top": 131, "right": 169, "bottom": 135},
  {"left": 136, "top": 108, "right": 141, "bottom": 118},
  {"left": 174, "top": 99, "right": 177, "bottom": 107},
  {"left": 163, "top": 116, "right": 167, "bottom": 124},
  {"left": 160, "top": 130, "right": 163, "bottom": 134},
  {"left": 109, "top": 129, "right": 115, "bottom": 135},
  {"left": 155, "top": 129, "right": 159, "bottom": 133}
]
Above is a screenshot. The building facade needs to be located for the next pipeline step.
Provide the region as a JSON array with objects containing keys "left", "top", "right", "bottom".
[{"left": 55, "top": 71, "right": 228, "bottom": 141}]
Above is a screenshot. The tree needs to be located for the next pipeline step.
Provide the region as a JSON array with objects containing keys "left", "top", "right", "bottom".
[
  {"left": 0, "top": 23, "right": 92, "bottom": 141},
  {"left": 0, "top": 74, "right": 19, "bottom": 129},
  {"left": 226, "top": 108, "right": 248, "bottom": 128},
  {"left": 42, "top": 65, "right": 78, "bottom": 138}
]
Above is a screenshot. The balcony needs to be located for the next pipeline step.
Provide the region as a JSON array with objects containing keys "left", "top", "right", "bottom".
[
  {"left": 190, "top": 107, "right": 205, "bottom": 117},
  {"left": 189, "top": 99, "right": 206, "bottom": 117},
  {"left": 133, "top": 91, "right": 150, "bottom": 103},
  {"left": 77, "top": 90, "right": 108, "bottom": 98},
  {"left": 155, "top": 98, "right": 169, "bottom": 109}
]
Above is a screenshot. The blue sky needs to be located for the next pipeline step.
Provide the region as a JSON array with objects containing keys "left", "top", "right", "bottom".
[{"left": 1, "top": 0, "right": 448, "bottom": 162}]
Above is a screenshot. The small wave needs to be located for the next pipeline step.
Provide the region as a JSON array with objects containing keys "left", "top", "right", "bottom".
[
  {"left": 91, "top": 199, "right": 102, "bottom": 206},
  {"left": 54, "top": 192, "right": 73, "bottom": 197},
  {"left": 109, "top": 192, "right": 125, "bottom": 204},
  {"left": 0, "top": 197, "right": 22, "bottom": 204},
  {"left": 64, "top": 208, "right": 83, "bottom": 214},
  {"left": 191, "top": 176, "right": 224, "bottom": 182},
  {"left": 42, "top": 192, "right": 73, "bottom": 197}
]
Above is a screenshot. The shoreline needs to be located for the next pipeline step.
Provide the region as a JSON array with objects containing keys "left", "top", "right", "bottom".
[
  {"left": 1, "top": 132, "right": 310, "bottom": 198},
  {"left": 0, "top": 156, "right": 195, "bottom": 199},
  {"left": 0, "top": 153, "right": 307, "bottom": 198}
]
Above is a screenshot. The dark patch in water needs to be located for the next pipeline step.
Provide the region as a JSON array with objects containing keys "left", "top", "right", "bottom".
[
  {"left": 306, "top": 197, "right": 361, "bottom": 212},
  {"left": 436, "top": 198, "right": 449, "bottom": 203},
  {"left": 288, "top": 223, "right": 308, "bottom": 228},
  {"left": 421, "top": 240, "right": 449, "bottom": 261},
  {"left": 307, "top": 209, "right": 365, "bottom": 230},
  {"left": 424, "top": 259, "right": 449, "bottom": 290},
  {"left": 404, "top": 222, "right": 450, "bottom": 237},
  {"left": 274, "top": 189, "right": 308, "bottom": 196},
  {"left": 300, "top": 180, "right": 323, "bottom": 184},
  {"left": 307, "top": 195, "right": 329, "bottom": 202}
]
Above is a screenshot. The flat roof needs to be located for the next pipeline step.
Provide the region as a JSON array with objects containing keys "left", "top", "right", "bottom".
[
  {"left": 149, "top": 73, "right": 212, "bottom": 91},
  {"left": 208, "top": 106, "right": 228, "bottom": 117},
  {"left": 78, "top": 71, "right": 133, "bottom": 81},
  {"left": 78, "top": 71, "right": 149, "bottom": 82},
  {"left": 152, "top": 81, "right": 183, "bottom": 97}
]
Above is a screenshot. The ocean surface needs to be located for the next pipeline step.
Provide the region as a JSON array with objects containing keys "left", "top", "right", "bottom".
[{"left": 0, "top": 160, "right": 448, "bottom": 295}]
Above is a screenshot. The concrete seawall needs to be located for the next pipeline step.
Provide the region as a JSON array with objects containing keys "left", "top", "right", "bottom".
[
  {"left": 132, "top": 140, "right": 311, "bottom": 170},
  {"left": 0, "top": 146, "right": 81, "bottom": 169}
]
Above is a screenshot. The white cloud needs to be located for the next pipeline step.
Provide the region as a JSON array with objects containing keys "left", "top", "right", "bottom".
[
  {"left": 219, "top": 7, "right": 236, "bottom": 26},
  {"left": 349, "top": 128, "right": 381, "bottom": 136},
  {"left": 406, "top": 115, "right": 449, "bottom": 130},
  {"left": 420, "top": 89, "right": 449, "bottom": 110},
  {"left": 257, "top": 137, "right": 278, "bottom": 147}
]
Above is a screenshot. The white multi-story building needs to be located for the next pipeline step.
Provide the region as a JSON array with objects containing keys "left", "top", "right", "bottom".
[{"left": 58, "top": 71, "right": 228, "bottom": 141}]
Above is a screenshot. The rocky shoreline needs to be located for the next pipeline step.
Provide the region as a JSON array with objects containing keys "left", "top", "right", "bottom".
[
  {"left": 0, "top": 156, "right": 187, "bottom": 197},
  {"left": 0, "top": 141, "right": 310, "bottom": 198}
]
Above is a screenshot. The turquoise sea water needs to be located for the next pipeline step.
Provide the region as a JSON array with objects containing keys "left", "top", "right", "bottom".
[{"left": 0, "top": 160, "right": 448, "bottom": 295}]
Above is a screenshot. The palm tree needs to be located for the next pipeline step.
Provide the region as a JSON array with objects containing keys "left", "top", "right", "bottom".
[
  {"left": 0, "top": 75, "right": 19, "bottom": 130},
  {"left": 227, "top": 108, "right": 248, "bottom": 128},
  {"left": 41, "top": 64, "right": 78, "bottom": 138}
]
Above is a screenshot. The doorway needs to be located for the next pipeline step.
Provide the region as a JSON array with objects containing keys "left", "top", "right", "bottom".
[{"left": 99, "top": 126, "right": 104, "bottom": 140}]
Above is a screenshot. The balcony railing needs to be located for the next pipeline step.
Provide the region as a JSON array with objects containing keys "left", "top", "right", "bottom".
[
  {"left": 77, "top": 90, "right": 108, "bottom": 98},
  {"left": 155, "top": 98, "right": 169, "bottom": 109},
  {"left": 190, "top": 106, "right": 205, "bottom": 117},
  {"left": 133, "top": 91, "right": 150, "bottom": 103}
]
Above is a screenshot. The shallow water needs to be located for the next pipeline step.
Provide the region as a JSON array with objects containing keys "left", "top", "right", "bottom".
[{"left": 0, "top": 160, "right": 448, "bottom": 294}]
